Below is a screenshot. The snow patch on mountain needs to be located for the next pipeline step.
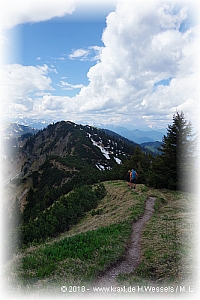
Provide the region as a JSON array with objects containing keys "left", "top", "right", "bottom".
[
  {"left": 87, "top": 133, "right": 110, "bottom": 159},
  {"left": 114, "top": 157, "right": 122, "bottom": 164},
  {"left": 87, "top": 132, "right": 123, "bottom": 167}
]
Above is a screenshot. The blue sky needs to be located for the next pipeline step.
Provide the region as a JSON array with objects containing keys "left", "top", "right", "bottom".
[
  {"left": 1, "top": 0, "right": 199, "bottom": 131},
  {"left": 3, "top": 3, "right": 114, "bottom": 98},
  {"left": 19, "top": 21, "right": 105, "bottom": 97}
]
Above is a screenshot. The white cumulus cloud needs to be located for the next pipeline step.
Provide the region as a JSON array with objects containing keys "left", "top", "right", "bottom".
[
  {"left": 69, "top": 46, "right": 103, "bottom": 61},
  {"left": 59, "top": 81, "right": 84, "bottom": 91},
  {"left": 0, "top": 0, "right": 76, "bottom": 29},
  {"left": 1, "top": 64, "right": 53, "bottom": 118},
  {"left": 1, "top": 0, "right": 199, "bottom": 131},
  {"left": 69, "top": 49, "right": 90, "bottom": 61},
  {"left": 73, "top": 0, "right": 199, "bottom": 129}
]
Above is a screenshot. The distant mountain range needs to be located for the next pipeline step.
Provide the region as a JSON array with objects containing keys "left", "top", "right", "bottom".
[
  {"left": 1, "top": 123, "right": 39, "bottom": 159},
  {"left": 1, "top": 122, "right": 163, "bottom": 164},
  {"left": 2, "top": 117, "right": 50, "bottom": 130},
  {"left": 2, "top": 120, "right": 165, "bottom": 144},
  {"left": 99, "top": 124, "right": 165, "bottom": 144},
  {"left": 1, "top": 122, "right": 38, "bottom": 139}
]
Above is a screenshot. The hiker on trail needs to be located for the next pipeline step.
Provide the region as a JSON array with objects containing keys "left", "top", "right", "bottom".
[
  {"left": 126, "top": 170, "right": 131, "bottom": 188},
  {"left": 130, "top": 168, "right": 138, "bottom": 189}
]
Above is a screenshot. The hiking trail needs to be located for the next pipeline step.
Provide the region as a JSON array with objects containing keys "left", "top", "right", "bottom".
[{"left": 94, "top": 196, "right": 156, "bottom": 287}]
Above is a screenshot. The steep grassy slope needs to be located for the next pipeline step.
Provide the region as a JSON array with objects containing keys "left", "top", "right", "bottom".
[{"left": 4, "top": 181, "right": 196, "bottom": 295}]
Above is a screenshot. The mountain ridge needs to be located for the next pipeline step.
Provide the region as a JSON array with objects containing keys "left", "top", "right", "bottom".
[
  {"left": 20, "top": 120, "right": 139, "bottom": 177},
  {"left": 3, "top": 120, "right": 148, "bottom": 217},
  {"left": 2, "top": 116, "right": 195, "bottom": 293},
  {"left": 1, "top": 122, "right": 38, "bottom": 138},
  {"left": 2, "top": 120, "right": 158, "bottom": 190},
  {"left": 4, "top": 121, "right": 154, "bottom": 253},
  {"left": 140, "top": 141, "right": 162, "bottom": 154},
  {"left": 99, "top": 124, "right": 165, "bottom": 143},
  {"left": 2, "top": 120, "right": 165, "bottom": 143},
  {"left": 5, "top": 181, "right": 193, "bottom": 292}
]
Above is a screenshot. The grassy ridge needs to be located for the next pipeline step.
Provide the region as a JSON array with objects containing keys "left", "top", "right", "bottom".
[
  {"left": 117, "top": 188, "right": 196, "bottom": 286},
  {"left": 12, "top": 181, "right": 147, "bottom": 289},
  {"left": 6, "top": 181, "right": 196, "bottom": 292}
]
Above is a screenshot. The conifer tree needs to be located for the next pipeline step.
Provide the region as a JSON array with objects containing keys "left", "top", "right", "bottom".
[{"left": 149, "top": 112, "right": 196, "bottom": 190}]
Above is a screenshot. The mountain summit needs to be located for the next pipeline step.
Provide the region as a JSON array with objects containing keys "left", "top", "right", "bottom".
[
  {"left": 20, "top": 121, "right": 139, "bottom": 177},
  {"left": 4, "top": 120, "right": 148, "bottom": 247}
]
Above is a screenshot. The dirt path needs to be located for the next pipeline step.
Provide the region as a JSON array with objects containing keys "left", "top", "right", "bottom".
[{"left": 94, "top": 197, "right": 156, "bottom": 287}]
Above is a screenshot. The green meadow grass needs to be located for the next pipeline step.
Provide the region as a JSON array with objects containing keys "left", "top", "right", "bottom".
[
  {"left": 6, "top": 181, "right": 196, "bottom": 291},
  {"left": 18, "top": 222, "right": 131, "bottom": 285},
  {"left": 12, "top": 181, "right": 148, "bottom": 288},
  {"left": 117, "top": 188, "right": 197, "bottom": 286}
]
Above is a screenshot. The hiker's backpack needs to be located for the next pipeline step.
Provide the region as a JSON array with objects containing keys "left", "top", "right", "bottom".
[{"left": 132, "top": 170, "right": 137, "bottom": 179}]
